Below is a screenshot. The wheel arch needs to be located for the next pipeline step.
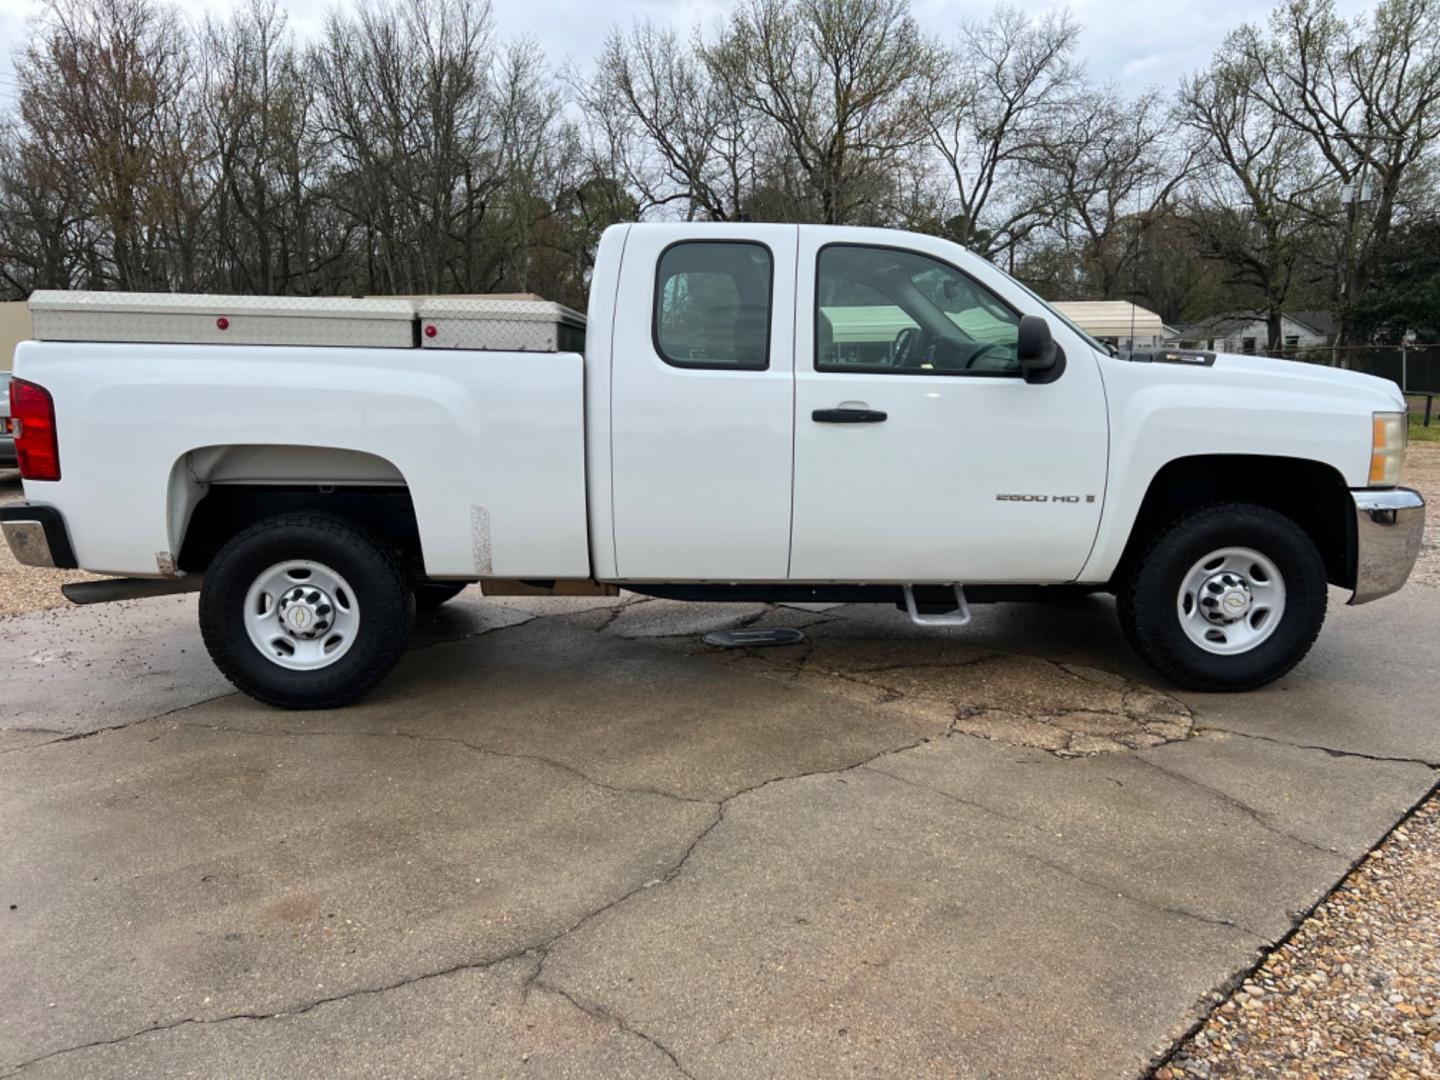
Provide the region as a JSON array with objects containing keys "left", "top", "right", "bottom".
[
  {"left": 1108, "top": 455, "right": 1354, "bottom": 590},
  {"left": 168, "top": 445, "right": 423, "bottom": 576}
]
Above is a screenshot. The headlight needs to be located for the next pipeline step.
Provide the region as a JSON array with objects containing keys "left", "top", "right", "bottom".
[{"left": 1370, "top": 411, "right": 1407, "bottom": 486}]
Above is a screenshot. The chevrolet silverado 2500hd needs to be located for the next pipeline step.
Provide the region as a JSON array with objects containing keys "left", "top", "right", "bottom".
[{"left": 0, "top": 223, "right": 1426, "bottom": 708}]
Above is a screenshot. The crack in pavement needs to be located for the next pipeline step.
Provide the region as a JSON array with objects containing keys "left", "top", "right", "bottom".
[
  {"left": 0, "top": 945, "right": 555, "bottom": 1079},
  {"left": 0, "top": 691, "right": 240, "bottom": 756},
  {"left": 571, "top": 595, "right": 656, "bottom": 634},
  {"left": 2, "top": 724, "right": 939, "bottom": 1077},
  {"left": 861, "top": 762, "right": 1029, "bottom": 825},
  {"left": 1014, "top": 848, "right": 1271, "bottom": 943},
  {"left": 531, "top": 982, "right": 696, "bottom": 1079},
  {"left": 512, "top": 731, "right": 948, "bottom": 1029},
  {"left": 404, "top": 612, "right": 538, "bottom": 652},
  {"left": 1197, "top": 725, "right": 1440, "bottom": 770},
  {"left": 860, "top": 758, "right": 1276, "bottom": 944},
  {"left": 1, "top": 608, "right": 565, "bottom": 759},
  {"left": 1129, "top": 754, "right": 1347, "bottom": 858},
  {"left": 177, "top": 722, "right": 716, "bottom": 807}
]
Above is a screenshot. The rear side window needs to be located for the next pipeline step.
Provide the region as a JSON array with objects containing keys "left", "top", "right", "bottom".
[{"left": 653, "top": 241, "right": 773, "bottom": 370}]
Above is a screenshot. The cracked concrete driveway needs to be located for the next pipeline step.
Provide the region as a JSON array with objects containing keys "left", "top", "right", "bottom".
[{"left": 1, "top": 575, "right": 1437, "bottom": 1078}]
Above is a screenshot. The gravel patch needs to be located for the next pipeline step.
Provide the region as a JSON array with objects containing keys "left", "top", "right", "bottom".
[
  {"left": 1160, "top": 445, "right": 1440, "bottom": 1077},
  {"left": 1402, "top": 445, "right": 1440, "bottom": 589},
  {"left": 1164, "top": 793, "right": 1440, "bottom": 1079},
  {"left": 0, "top": 471, "right": 100, "bottom": 617}
]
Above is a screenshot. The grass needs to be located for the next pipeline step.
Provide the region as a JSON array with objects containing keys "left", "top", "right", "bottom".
[
  {"left": 1410, "top": 417, "right": 1440, "bottom": 444},
  {"left": 1407, "top": 396, "right": 1440, "bottom": 443}
]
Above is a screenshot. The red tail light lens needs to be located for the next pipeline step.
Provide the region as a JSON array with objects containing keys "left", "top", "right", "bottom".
[{"left": 11, "top": 378, "right": 60, "bottom": 481}]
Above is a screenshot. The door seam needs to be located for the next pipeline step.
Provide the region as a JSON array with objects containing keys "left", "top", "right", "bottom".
[{"left": 786, "top": 223, "right": 800, "bottom": 579}]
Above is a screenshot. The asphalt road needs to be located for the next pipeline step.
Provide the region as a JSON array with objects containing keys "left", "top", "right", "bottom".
[{"left": 1, "top": 474, "right": 1437, "bottom": 1077}]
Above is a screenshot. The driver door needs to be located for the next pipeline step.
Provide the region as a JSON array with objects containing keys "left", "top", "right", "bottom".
[{"left": 788, "top": 235, "right": 1109, "bottom": 584}]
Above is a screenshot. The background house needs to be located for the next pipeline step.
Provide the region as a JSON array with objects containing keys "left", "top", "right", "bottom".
[
  {"left": 1050, "top": 301, "right": 1167, "bottom": 351},
  {"left": 1168, "top": 311, "right": 1335, "bottom": 354}
]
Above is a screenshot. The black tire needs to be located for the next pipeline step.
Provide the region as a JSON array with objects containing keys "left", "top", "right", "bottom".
[
  {"left": 1117, "top": 502, "right": 1327, "bottom": 692},
  {"left": 413, "top": 581, "right": 470, "bottom": 611},
  {"left": 199, "top": 513, "right": 416, "bottom": 709}
]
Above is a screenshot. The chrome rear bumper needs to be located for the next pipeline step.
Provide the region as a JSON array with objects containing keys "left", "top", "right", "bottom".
[
  {"left": 0, "top": 503, "right": 78, "bottom": 569},
  {"left": 1350, "top": 487, "right": 1426, "bottom": 605}
]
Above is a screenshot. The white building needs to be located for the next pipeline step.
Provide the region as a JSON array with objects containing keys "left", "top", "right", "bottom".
[
  {"left": 1169, "top": 311, "right": 1335, "bottom": 354},
  {"left": 1050, "top": 301, "right": 1167, "bottom": 352}
]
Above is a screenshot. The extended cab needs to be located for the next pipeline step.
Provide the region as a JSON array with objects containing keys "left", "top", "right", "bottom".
[{"left": 1, "top": 223, "right": 1426, "bottom": 707}]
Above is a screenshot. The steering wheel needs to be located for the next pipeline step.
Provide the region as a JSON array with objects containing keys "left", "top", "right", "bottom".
[
  {"left": 892, "top": 326, "right": 919, "bottom": 367},
  {"left": 963, "top": 342, "right": 1009, "bottom": 370}
]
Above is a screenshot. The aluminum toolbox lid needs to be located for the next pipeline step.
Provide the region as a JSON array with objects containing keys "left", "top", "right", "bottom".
[
  {"left": 27, "top": 291, "right": 418, "bottom": 322},
  {"left": 416, "top": 297, "right": 586, "bottom": 327}
]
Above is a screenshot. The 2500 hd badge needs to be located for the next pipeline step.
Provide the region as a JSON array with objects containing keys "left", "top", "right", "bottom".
[{"left": 996, "top": 493, "right": 1097, "bottom": 503}]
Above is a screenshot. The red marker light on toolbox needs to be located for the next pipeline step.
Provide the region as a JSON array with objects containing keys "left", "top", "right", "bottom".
[
  {"left": 424, "top": 325, "right": 437, "bottom": 338},
  {"left": 216, "top": 317, "right": 229, "bottom": 330}
]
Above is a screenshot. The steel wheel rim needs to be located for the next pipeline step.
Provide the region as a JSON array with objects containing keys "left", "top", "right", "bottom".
[
  {"left": 244, "top": 560, "right": 359, "bottom": 671},
  {"left": 1176, "top": 546, "right": 1286, "bottom": 656}
]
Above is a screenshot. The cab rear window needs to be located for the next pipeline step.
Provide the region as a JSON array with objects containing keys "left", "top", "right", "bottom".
[{"left": 653, "top": 242, "right": 773, "bottom": 370}]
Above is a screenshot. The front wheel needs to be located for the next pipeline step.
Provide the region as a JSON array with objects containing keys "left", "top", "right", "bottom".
[
  {"left": 1117, "top": 502, "right": 1327, "bottom": 692},
  {"left": 199, "top": 513, "right": 416, "bottom": 709}
]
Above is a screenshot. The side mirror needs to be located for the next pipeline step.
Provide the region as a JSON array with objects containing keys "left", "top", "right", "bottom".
[{"left": 1017, "top": 316, "right": 1065, "bottom": 384}]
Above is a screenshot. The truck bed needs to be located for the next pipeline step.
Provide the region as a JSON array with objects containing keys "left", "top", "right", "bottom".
[{"left": 13, "top": 338, "right": 590, "bottom": 581}]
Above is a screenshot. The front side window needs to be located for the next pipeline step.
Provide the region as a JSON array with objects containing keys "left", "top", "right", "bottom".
[
  {"left": 816, "top": 246, "right": 1021, "bottom": 376},
  {"left": 654, "top": 241, "right": 773, "bottom": 370}
]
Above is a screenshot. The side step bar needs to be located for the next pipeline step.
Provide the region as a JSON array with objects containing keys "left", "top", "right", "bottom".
[
  {"left": 902, "top": 584, "right": 971, "bottom": 627},
  {"left": 62, "top": 577, "right": 203, "bottom": 605}
]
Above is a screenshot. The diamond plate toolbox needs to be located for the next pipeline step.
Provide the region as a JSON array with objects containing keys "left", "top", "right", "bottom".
[
  {"left": 417, "top": 297, "right": 586, "bottom": 352},
  {"left": 28, "top": 292, "right": 419, "bottom": 348}
]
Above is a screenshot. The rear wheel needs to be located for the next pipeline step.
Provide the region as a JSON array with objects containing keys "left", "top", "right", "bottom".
[
  {"left": 199, "top": 513, "right": 415, "bottom": 709},
  {"left": 1117, "top": 502, "right": 1327, "bottom": 691}
]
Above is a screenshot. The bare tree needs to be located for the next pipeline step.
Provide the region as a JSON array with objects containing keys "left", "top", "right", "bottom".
[
  {"left": 572, "top": 23, "right": 757, "bottom": 221},
  {"left": 701, "top": 0, "right": 946, "bottom": 225},
  {"left": 927, "top": 7, "right": 1081, "bottom": 261},
  {"left": 201, "top": 0, "right": 329, "bottom": 293},
  {"left": 1040, "top": 88, "right": 1191, "bottom": 298},
  {"left": 1230, "top": 0, "right": 1440, "bottom": 337},
  {"left": 18, "top": 0, "right": 207, "bottom": 290},
  {"left": 0, "top": 0, "right": 1433, "bottom": 325},
  {"left": 1178, "top": 53, "right": 1334, "bottom": 349},
  {"left": 309, "top": 0, "right": 498, "bottom": 293},
  {"left": 0, "top": 119, "right": 90, "bottom": 292}
]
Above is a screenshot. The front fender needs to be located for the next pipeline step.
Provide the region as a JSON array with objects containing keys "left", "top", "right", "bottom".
[{"left": 1080, "top": 357, "right": 1381, "bottom": 583}]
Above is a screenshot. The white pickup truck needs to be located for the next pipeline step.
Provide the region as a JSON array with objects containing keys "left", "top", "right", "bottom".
[{"left": 2, "top": 224, "right": 1425, "bottom": 708}]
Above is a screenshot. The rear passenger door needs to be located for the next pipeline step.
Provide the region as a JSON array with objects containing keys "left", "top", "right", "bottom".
[{"left": 610, "top": 225, "right": 798, "bottom": 580}]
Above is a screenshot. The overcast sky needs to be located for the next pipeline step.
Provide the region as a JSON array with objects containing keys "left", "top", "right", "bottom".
[{"left": 0, "top": 0, "right": 1379, "bottom": 110}]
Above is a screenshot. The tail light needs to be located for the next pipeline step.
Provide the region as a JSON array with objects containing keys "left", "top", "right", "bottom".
[{"left": 11, "top": 378, "right": 61, "bottom": 481}]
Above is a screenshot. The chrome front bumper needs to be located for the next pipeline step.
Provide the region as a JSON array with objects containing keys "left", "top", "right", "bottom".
[{"left": 1350, "top": 487, "right": 1426, "bottom": 605}]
